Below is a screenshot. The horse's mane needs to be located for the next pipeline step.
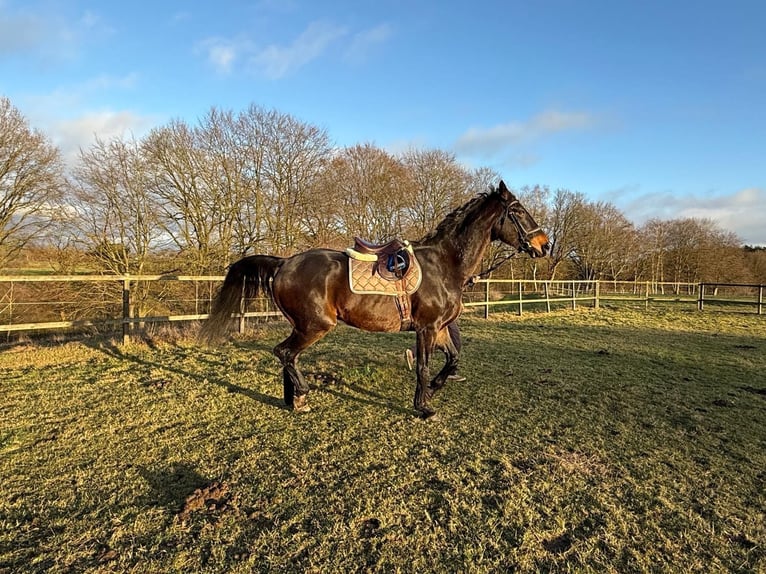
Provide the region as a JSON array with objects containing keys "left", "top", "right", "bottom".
[{"left": 416, "top": 190, "right": 497, "bottom": 245}]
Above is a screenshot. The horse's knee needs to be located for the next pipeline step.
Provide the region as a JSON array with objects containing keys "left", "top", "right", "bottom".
[{"left": 273, "top": 343, "right": 291, "bottom": 365}]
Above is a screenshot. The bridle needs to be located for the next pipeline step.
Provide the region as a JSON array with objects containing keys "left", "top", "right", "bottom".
[
  {"left": 467, "top": 197, "right": 543, "bottom": 285},
  {"left": 503, "top": 198, "right": 543, "bottom": 253}
]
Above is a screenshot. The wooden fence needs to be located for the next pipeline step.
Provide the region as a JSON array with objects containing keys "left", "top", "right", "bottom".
[
  {"left": 1, "top": 275, "right": 763, "bottom": 343},
  {"left": 0, "top": 274, "right": 281, "bottom": 344},
  {"left": 465, "top": 280, "right": 764, "bottom": 316}
]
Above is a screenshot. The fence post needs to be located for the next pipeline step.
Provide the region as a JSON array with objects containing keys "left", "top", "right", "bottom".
[
  {"left": 594, "top": 281, "right": 600, "bottom": 310},
  {"left": 572, "top": 281, "right": 576, "bottom": 311},
  {"left": 518, "top": 282, "right": 523, "bottom": 316},
  {"left": 238, "top": 277, "right": 246, "bottom": 334},
  {"left": 484, "top": 279, "right": 490, "bottom": 319},
  {"left": 698, "top": 283, "right": 705, "bottom": 311},
  {"left": 544, "top": 282, "right": 551, "bottom": 313},
  {"left": 758, "top": 285, "right": 763, "bottom": 316},
  {"left": 645, "top": 281, "right": 650, "bottom": 310},
  {"left": 122, "top": 275, "right": 131, "bottom": 345}
]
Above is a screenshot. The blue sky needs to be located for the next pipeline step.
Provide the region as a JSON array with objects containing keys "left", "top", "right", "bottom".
[{"left": 2, "top": 0, "right": 765, "bottom": 244}]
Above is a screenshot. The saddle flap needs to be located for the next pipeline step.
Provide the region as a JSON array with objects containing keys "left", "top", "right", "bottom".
[{"left": 348, "top": 251, "right": 422, "bottom": 296}]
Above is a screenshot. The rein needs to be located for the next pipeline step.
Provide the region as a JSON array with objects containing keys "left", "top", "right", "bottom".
[{"left": 465, "top": 250, "right": 518, "bottom": 286}]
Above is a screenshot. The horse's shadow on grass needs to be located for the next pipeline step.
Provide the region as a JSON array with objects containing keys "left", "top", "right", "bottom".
[
  {"left": 82, "top": 338, "right": 284, "bottom": 410},
  {"left": 303, "top": 368, "right": 413, "bottom": 416},
  {"left": 82, "top": 337, "right": 412, "bottom": 415}
]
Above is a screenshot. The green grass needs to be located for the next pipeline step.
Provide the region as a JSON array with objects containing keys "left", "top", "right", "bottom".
[{"left": 1, "top": 309, "right": 765, "bottom": 573}]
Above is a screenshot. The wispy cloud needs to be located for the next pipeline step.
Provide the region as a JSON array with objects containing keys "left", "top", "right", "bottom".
[
  {"left": 344, "top": 23, "right": 392, "bottom": 64},
  {"left": 198, "top": 37, "right": 243, "bottom": 74},
  {"left": 18, "top": 74, "right": 152, "bottom": 166},
  {"left": 24, "top": 73, "right": 139, "bottom": 112},
  {"left": 252, "top": 21, "right": 347, "bottom": 79},
  {"left": 454, "top": 110, "right": 596, "bottom": 157},
  {"left": 198, "top": 20, "right": 390, "bottom": 79}
]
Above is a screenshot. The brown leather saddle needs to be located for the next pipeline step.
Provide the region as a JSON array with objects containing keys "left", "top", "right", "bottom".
[
  {"left": 347, "top": 237, "right": 414, "bottom": 281},
  {"left": 345, "top": 237, "right": 422, "bottom": 325}
]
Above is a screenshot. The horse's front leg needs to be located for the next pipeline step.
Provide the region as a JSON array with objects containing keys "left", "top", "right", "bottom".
[{"left": 413, "top": 328, "right": 438, "bottom": 418}]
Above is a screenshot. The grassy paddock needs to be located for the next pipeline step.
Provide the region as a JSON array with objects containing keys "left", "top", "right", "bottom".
[{"left": 1, "top": 309, "right": 764, "bottom": 573}]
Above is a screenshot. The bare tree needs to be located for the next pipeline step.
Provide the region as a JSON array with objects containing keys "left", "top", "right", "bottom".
[
  {"left": 568, "top": 201, "right": 636, "bottom": 280},
  {"left": 305, "top": 161, "right": 346, "bottom": 249},
  {"left": 231, "top": 104, "right": 269, "bottom": 256},
  {"left": 69, "top": 135, "right": 159, "bottom": 275},
  {"left": 399, "top": 149, "right": 470, "bottom": 238},
  {"left": 0, "top": 96, "right": 64, "bottom": 268},
  {"left": 325, "top": 144, "right": 412, "bottom": 243},
  {"left": 661, "top": 218, "right": 745, "bottom": 285},
  {"left": 258, "top": 109, "right": 332, "bottom": 254},
  {"left": 142, "top": 119, "right": 231, "bottom": 273},
  {"left": 744, "top": 246, "right": 766, "bottom": 283},
  {"left": 466, "top": 167, "right": 501, "bottom": 196},
  {"left": 638, "top": 218, "right": 671, "bottom": 285},
  {"left": 545, "top": 188, "right": 587, "bottom": 279}
]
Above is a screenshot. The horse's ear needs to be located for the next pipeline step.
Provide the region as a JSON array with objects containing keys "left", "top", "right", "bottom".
[{"left": 498, "top": 180, "right": 508, "bottom": 192}]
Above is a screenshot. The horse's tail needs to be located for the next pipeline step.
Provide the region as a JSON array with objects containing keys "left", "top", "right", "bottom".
[{"left": 199, "top": 255, "right": 285, "bottom": 344}]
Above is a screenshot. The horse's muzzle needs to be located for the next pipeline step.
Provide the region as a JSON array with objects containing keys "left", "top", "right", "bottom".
[{"left": 528, "top": 236, "right": 550, "bottom": 258}]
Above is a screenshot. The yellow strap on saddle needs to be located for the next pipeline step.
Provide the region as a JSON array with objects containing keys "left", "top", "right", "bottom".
[
  {"left": 345, "top": 240, "right": 413, "bottom": 262},
  {"left": 345, "top": 248, "right": 378, "bottom": 262}
]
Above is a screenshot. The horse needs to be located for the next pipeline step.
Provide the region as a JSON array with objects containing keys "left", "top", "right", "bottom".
[{"left": 201, "top": 181, "right": 549, "bottom": 418}]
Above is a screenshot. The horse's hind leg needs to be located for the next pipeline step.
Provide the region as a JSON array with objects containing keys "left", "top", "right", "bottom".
[
  {"left": 274, "top": 327, "right": 331, "bottom": 412},
  {"left": 430, "top": 325, "right": 459, "bottom": 393}
]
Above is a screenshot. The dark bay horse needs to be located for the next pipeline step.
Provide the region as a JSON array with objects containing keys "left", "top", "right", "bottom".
[{"left": 201, "top": 181, "right": 549, "bottom": 417}]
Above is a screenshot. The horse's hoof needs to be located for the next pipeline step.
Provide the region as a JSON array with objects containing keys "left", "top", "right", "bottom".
[
  {"left": 293, "top": 394, "right": 311, "bottom": 413},
  {"left": 418, "top": 407, "right": 437, "bottom": 420}
]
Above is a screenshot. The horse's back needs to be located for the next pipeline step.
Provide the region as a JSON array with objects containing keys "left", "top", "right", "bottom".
[{"left": 273, "top": 248, "right": 402, "bottom": 332}]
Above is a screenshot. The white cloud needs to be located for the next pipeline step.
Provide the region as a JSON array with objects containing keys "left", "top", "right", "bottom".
[
  {"left": 252, "top": 21, "right": 347, "bottom": 79},
  {"left": 12, "top": 72, "right": 154, "bottom": 166},
  {"left": 454, "top": 110, "right": 596, "bottom": 157},
  {"left": 616, "top": 187, "right": 766, "bottom": 246},
  {"left": 197, "top": 20, "right": 391, "bottom": 79},
  {"left": 52, "top": 110, "right": 157, "bottom": 165},
  {"left": 22, "top": 73, "right": 140, "bottom": 116},
  {"left": 46, "top": 110, "right": 156, "bottom": 165},
  {"left": 344, "top": 23, "right": 392, "bottom": 64},
  {"left": 199, "top": 37, "right": 242, "bottom": 74}
]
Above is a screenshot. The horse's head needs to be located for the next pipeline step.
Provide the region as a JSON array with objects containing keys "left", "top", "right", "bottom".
[{"left": 492, "top": 181, "right": 550, "bottom": 258}]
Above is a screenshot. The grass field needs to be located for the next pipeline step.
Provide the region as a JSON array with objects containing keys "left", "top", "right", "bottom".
[{"left": 1, "top": 309, "right": 764, "bottom": 573}]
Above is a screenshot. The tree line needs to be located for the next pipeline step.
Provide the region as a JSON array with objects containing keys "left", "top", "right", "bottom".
[{"left": 2, "top": 95, "right": 765, "bottom": 284}]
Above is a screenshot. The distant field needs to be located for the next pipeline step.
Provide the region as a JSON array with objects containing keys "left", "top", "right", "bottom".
[{"left": 1, "top": 309, "right": 764, "bottom": 573}]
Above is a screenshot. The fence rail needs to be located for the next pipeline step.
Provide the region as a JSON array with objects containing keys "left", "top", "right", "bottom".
[
  {"left": 463, "top": 279, "right": 764, "bottom": 316},
  {"left": 1, "top": 275, "right": 763, "bottom": 342},
  {"left": 0, "top": 274, "right": 282, "bottom": 343}
]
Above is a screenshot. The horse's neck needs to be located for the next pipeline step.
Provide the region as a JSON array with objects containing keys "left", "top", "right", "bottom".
[
  {"left": 452, "top": 225, "right": 493, "bottom": 279},
  {"left": 427, "top": 202, "right": 500, "bottom": 282}
]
